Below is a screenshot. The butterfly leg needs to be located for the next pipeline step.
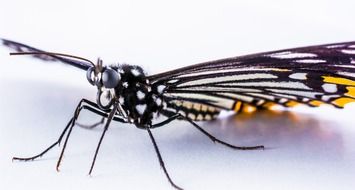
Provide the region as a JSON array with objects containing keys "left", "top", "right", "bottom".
[
  {"left": 146, "top": 126, "right": 183, "bottom": 190},
  {"left": 152, "top": 113, "right": 264, "bottom": 150},
  {"left": 12, "top": 117, "right": 73, "bottom": 162},
  {"left": 12, "top": 99, "right": 99, "bottom": 162},
  {"left": 88, "top": 101, "right": 119, "bottom": 175},
  {"left": 76, "top": 117, "right": 105, "bottom": 129},
  {"left": 184, "top": 117, "right": 264, "bottom": 150},
  {"left": 73, "top": 98, "right": 106, "bottom": 129},
  {"left": 12, "top": 99, "right": 123, "bottom": 169}
]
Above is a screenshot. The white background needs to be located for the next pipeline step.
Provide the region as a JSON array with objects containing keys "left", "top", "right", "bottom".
[{"left": 1, "top": 0, "right": 355, "bottom": 190}]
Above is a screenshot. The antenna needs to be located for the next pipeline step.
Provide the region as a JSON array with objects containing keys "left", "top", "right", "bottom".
[{"left": 10, "top": 51, "right": 95, "bottom": 67}]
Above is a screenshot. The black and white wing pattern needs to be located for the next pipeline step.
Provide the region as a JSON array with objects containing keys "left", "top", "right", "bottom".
[
  {"left": 1, "top": 39, "right": 92, "bottom": 70},
  {"left": 148, "top": 41, "right": 355, "bottom": 120}
]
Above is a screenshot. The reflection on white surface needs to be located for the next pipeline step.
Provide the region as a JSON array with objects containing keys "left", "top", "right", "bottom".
[{"left": 0, "top": 79, "right": 354, "bottom": 190}]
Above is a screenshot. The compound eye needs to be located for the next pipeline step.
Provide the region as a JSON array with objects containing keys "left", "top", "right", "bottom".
[
  {"left": 102, "top": 68, "right": 120, "bottom": 88},
  {"left": 86, "top": 67, "right": 95, "bottom": 86}
]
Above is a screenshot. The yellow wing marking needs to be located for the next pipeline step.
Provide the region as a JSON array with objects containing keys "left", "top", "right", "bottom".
[
  {"left": 332, "top": 97, "right": 355, "bottom": 107},
  {"left": 323, "top": 76, "right": 355, "bottom": 86},
  {"left": 262, "top": 102, "right": 278, "bottom": 109},
  {"left": 233, "top": 101, "right": 242, "bottom": 112},
  {"left": 241, "top": 103, "right": 257, "bottom": 113},
  {"left": 285, "top": 100, "right": 300, "bottom": 107},
  {"left": 309, "top": 100, "right": 324, "bottom": 107},
  {"left": 345, "top": 86, "right": 355, "bottom": 98},
  {"left": 321, "top": 77, "right": 355, "bottom": 107}
]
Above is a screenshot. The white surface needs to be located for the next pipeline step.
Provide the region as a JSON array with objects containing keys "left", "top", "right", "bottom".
[{"left": 1, "top": 0, "right": 355, "bottom": 190}]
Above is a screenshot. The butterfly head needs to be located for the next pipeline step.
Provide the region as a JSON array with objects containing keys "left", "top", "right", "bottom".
[{"left": 86, "top": 58, "right": 121, "bottom": 110}]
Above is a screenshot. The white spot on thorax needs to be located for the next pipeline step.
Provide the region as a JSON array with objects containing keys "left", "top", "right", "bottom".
[
  {"left": 136, "top": 104, "right": 147, "bottom": 115},
  {"left": 131, "top": 68, "right": 141, "bottom": 76},
  {"left": 322, "top": 83, "right": 337, "bottom": 93},
  {"left": 155, "top": 98, "right": 162, "bottom": 106},
  {"left": 136, "top": 90, "right": 145, "bottom": 100},
  {"left": 157, "top": 85, "right": 166, "bottom": 94},
  {"left": 119, "top": 97, "right": 125, "bottom": 104},
  {"left": 289, "top": 73, "right": 307, "bottom": 80},
  {"left": 123, "top": 82, "right": 128, "bottom": 88}
]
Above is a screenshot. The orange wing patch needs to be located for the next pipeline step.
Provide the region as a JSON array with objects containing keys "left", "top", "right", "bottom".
[
  {"left": 233, "top": 101, "right": 242, "bottom": 112},
  {"left": 323, "top": 76, "right": 355, "bottom": 86},
  {"left": 345, "top": 86, "right": 355, "bottom": 98},
  {"left": 262, "top": 102, "right": 278, "bottom": 109},
  {"left": 285, "top": 100, "right": 300, "bottom": 107},
  {"left": 322, "top": 76, "right": 355, "bottom": 107},
  {"left": 241, "top": 104, "right": 257, "bottom": 113},
  {"left": 309, "top": 100, "right": 324, "bottom": 107},
  {"left": 332, "top": 97, "right": 355, "bottom": 107}
]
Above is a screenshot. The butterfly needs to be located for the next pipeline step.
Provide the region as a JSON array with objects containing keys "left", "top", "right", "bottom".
[{"left": 3, "top": 38, "right": 355, "bottom": 190}]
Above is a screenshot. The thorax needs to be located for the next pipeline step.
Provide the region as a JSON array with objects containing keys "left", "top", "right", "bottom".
[{"left": 113, "top": 65, "right": 164, "bottom": 126}]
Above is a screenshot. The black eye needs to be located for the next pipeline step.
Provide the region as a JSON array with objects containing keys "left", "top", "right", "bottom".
[
  {"left": 102, "top": 68, "right": 120, "bottom": 88},
  {"left": 86, "top": 67, "right": 95, "bottom": 85}
]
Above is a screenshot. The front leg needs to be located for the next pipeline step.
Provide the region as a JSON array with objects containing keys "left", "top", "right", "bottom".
[
  {"left": 12, "top": 99, "right": 125, "bottom": 170},
  {"left": 12, "top": 99, "right": 98, "bottom": 162}
]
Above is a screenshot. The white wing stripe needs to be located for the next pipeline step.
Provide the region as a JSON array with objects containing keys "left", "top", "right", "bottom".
[
  {"left": 268, "top": 52, "right": 317, "bottom": 59},
  {"left": 245, "top": 93, "right": 275, "bottom": 100},
  {"left": 220, "top": 81, "right": 311, "bottom": 90},
  {"left": 175, "top": 86, "right": 262, "bottom": 93},
  {"left": 175, "top": 68, "right": 288, "bottom": 78},
  {"left": 164, "top": 93, "right": 235, "bottom": 109},
  {"left": 216, "top": 93, "right": 254, "bottom": 102},
  {"left": 266, "top": 89, "right": 322, "bottom": 98},
  {"left": 294, "top": 59, "right": 326, "bottom": 63},
  {"left": 177, "top": 73, "right": 277, "bottom": 87}
]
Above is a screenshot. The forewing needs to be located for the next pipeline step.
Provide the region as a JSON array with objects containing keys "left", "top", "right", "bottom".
[
  {"left": 1, "top": 38, "right": 91, "bottom": 70},
  {"left": 148, "top": 41, "right": 355, "bottom": 112}
]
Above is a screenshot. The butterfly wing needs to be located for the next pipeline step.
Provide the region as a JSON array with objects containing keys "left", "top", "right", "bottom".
[
  {"left": 1, "top": 38, "right": 92, "bottom": 70},
  {"left": 148, "top": 41, "right": 355, "bottom": 120}
]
